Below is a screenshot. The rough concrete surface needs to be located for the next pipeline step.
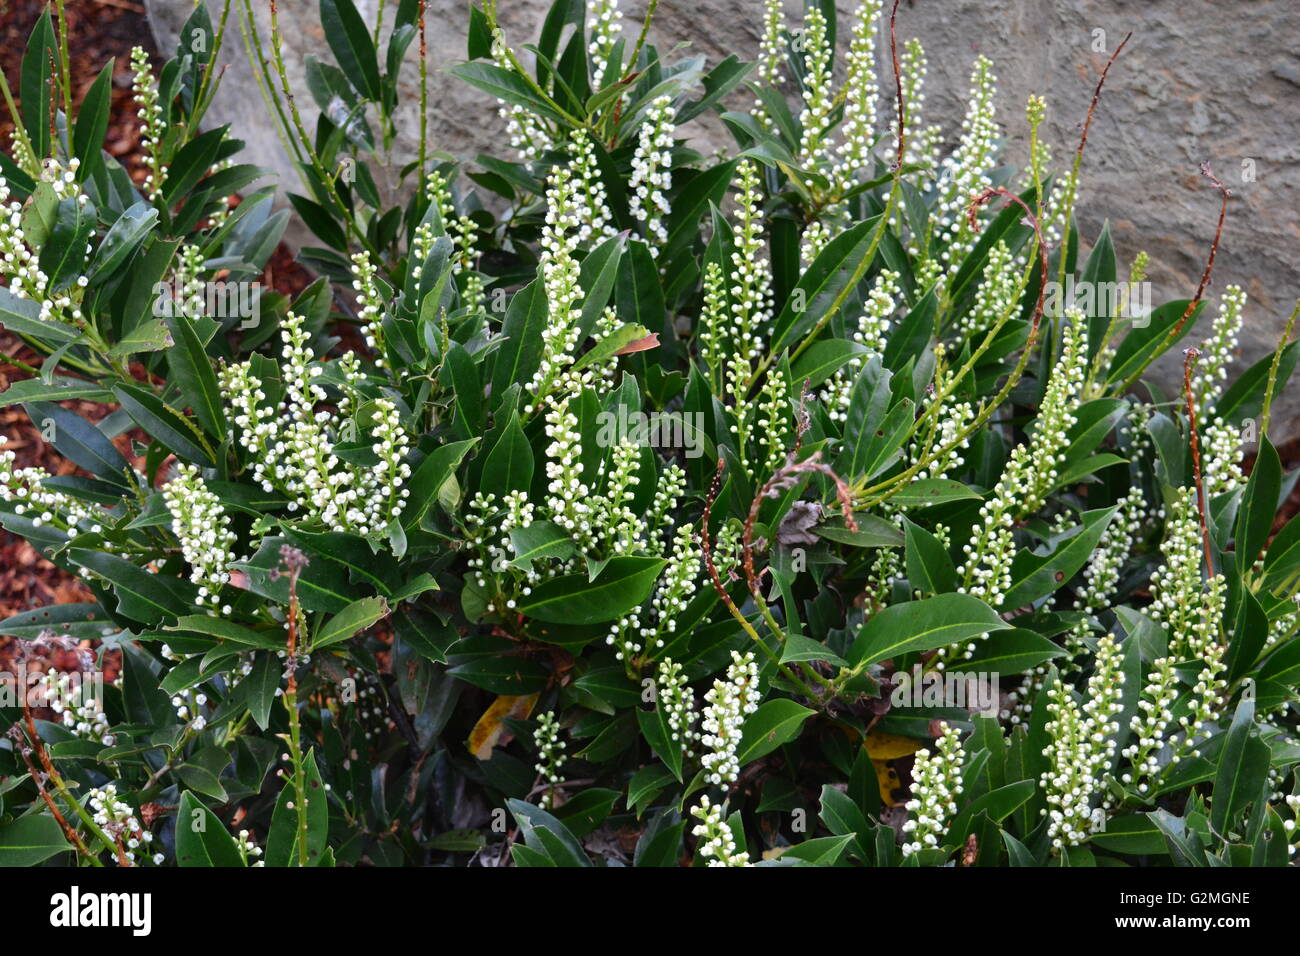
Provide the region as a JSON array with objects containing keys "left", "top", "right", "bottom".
[{"left": 145, "top": 0, "right": 1300, "bottom": 438}]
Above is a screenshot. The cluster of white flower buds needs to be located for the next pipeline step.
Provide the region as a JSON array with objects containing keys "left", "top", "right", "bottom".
[
  {"left": 753, "top": 0, "right": 786, "bottom": 128},
  {"left": 39, "top": 667, "right": 114, "bottom": 745},
  {"left": 1202, "top": 416, "right": 1245, "bottom": 497},
  {"left": 834, "top": 0, "right": 883, "bottom": 186},
  {"left": 533, "top": 710, "right": 567, "bottom": 808},
  {"left": 1198, "top": 285, "right": 1246, "bottom": 412},
  {"left": 170, "top": 686, "right": 213, "bottom": 732},
  {"left": 570, "top": 130, "right": 618, "bottom": 245},
  {"left": 1148, "top": 488, "right": 1225, "bottom": 661},
  {"left": 0, "top": 434, "right": 101, "bottom": 534},
  {"left": 1177, "top": 644, "right": 1227, "bottom": 761},
  {"left": 602, "top": 439, "right": 646, "bottom": 553},
  {"left": 690, "top": 794, "right": 750, "bottom": 866},
  {"left": 87, "top": 783, "right": 157, "bottom": 864},
  {"left": 629, "top": 95, "right": 676, "bottom": 251},
  {"left": 1121, "top": 656, "right": 1180, "bottom": 793},
  {"left": 163, "top": 462, "right": 239, "bottom": 608},
  {"left": 823, "top": 270, "right": 900, "bottom": 423},
  {"left": 542, "top": 394, "right": 597, "bottom": 552},
  {"left": 221, "top": 311, "right": 412, "bottom": 536},
  {"left": 959, "top": 311, "right": 1087, "bottom": 609},
  {"left": 901, "top": 722, "right": 965, "bottom": 857},
  {"left": 796, "top": 7, "right": 835, "bottom": 172},
  {"left": 638, "top": 525, "right": 700, "bottom": 653},
  {"left": 728, "top": 160, "right": 776, "bottom": 363},
  {"left": 491, "top": 33, "right": 554, "bottom": 160},
  {"left": 698, "top": 260, "right": 731, "bottom": 387},
  {"left": 350, "top": 250, "right": 387, "bottom": 367},
  {"left": 466, "top": 490, "right": 538, "bottom": 593},
  {"left": 962, "top": 241, "right": 1019, "bottom": 336},
  {"left": 1282, "top": 794, "right": 1300, "bottom": 858},
  {"left": 656, "top": 657, "right": 697, "bottom": 759},
  {"left": 130, "top": 46, "right": 167, "bottom": 200},
  {"left": 1, "top": 162, "right": 93, "bottom": 328},
  {"left": 934, "top": 57, "right": 1000, "bottom": 266},
  {"left": 236, "top": 829, "right": 266, "bottom": 866},
  {"left": 527, "top": 170, "right": 586, "bottom": 408},
  {"left": 699, "top": 650, "right": 760, "bottom": 785},
  {"left": 1075, "top": 489, "right": 1146, "bottom": 613},
  {"left": 1040, "top": 636, "right": 1125, "bottom": 850},
  {"left": 449, "top": 214, "right": 485, "bottom": 305},
  {"left": 587, "top": 0, "right": 623, "bottom": 89},
  {"left": 754, "top": 367, "right": 792, "bottom": 474},
  {"left": 883, "top": 38, "right": 942, "bottom": 179},
  {"left": 646, "top": 464, "right": 686, "bottom": 554}
]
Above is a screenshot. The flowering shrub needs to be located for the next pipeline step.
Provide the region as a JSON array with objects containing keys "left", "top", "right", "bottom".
[{"left": 1, "top": 0, "right": 1299, "bottom": 869}]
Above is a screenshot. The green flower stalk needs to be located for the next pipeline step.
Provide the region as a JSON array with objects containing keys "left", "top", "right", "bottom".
[
  {"left": 130, "top": 46, "right": 166, "bottom": 201},
  {"left": 1149, "top": 487, "right": 1226, "bottom": 661},
  {"left": 656, "top": 657, "right": 696, "bottom": 759},
  {"left": 533, "top": 711, "right": 567, "bottom": 809},
  {"left": 586, "top": 0, "right": 624, "bottom": 89},
  {"left": 629, "top": 95, "right": 676, "bottom": 251},
  {"left": 959, "top": 310, "right": 1088, "bottom": 608},
  {"left": 796, "top": 7, "right": 835, "bottom": 173}
]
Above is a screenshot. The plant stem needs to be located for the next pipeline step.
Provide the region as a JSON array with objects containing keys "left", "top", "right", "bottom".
[
  {"left": 54, "top": 0, "right": 72, "bottom": 117},
  {"left": 280, "top": 551, "right": 312, "bottom": 867},
  {"left": 1182, "top": 348, "right": 1215, "bottom": 576},
  {"left": 1260, "top": 298, "right": 1300, "bottom": 440}
]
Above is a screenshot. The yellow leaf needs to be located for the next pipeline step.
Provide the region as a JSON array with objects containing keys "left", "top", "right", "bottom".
[
  {"left": 873, "top": 758, "right": 905, "bottom": 807},
  {"left": 864, "top": 730, "right": 924, "bottom": 760},
  {"left": 467, "top": 693, "right": 538, "bottom": 760}
]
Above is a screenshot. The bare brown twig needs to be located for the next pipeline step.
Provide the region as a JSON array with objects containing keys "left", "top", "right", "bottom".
[
  {"left": 889, "top": 0, "right": 905, "bottom": 170},
  {"left": 1120, "top": 163, "right": 1230, "bottom": 392},
  {"left": 1076, "top": 32, "right": 1132, "bottom": 163}
]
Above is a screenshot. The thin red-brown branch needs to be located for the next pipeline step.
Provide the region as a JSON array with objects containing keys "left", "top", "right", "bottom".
[
  {"left": 1125, "top": 164, "right": 1231, "bottom": 391},
  {"left": 1076, "top": 32, "right": 1132, "bottom": 163},
  {"left": 889, "top": 0, "right": 905, "bottom": 170},
  {"left": 1177, "top": 164, "right": 1231, "bottom": 339}
]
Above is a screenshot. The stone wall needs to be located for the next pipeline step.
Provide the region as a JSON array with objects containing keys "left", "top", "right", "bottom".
[{"left": 146, "top": 0, "right": 1300, "bottom": 438}]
